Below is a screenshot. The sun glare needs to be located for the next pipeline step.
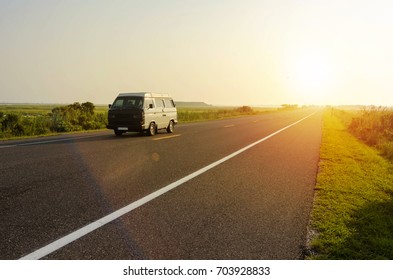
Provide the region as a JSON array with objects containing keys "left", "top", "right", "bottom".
[{"left": 289, "top": 52, "right": 332, "bottom": 104}]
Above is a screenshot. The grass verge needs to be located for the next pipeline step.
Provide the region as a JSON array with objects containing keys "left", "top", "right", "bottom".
[
  {"left": 177, "top": 106, "right": 274, "bottom": 123},
  {"left": 308, "top": 109, "right": 393, "bottom": 259},
  {"left": 0, "top": 104, "right": 276, "bottom": 139}
]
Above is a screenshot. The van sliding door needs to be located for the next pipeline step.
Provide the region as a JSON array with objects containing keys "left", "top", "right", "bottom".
[{"left": 154, "top": 98, "right": 166, "bottom": 129}]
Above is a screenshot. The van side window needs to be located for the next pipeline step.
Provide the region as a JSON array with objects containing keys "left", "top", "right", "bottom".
[
  {"left": 155, "top": 98, "right": 164, "bottom": 108},
  {"left": 164, "top": 98, "right": 175, "bottom": 108}
]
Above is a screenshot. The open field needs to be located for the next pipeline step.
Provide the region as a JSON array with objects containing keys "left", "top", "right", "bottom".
[
  {"left": 308, "top": 109, "right": 393, "bottom": 259},
  {"left": 177, "top": 106, "right": 276, "bottom": 122},
  {"left": 0, "top": 103, "right": 283, "bottom": 139},
  {"left": 0, "top": 104, "right": 109, "bottom": 115},
  {"left": 0, "top": 104, "right": 275, "bottom": 117}
]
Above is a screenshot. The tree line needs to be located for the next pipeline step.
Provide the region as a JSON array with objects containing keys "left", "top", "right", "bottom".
[{"left": 0, "top": 102, "right": 107, "bottom": 138}]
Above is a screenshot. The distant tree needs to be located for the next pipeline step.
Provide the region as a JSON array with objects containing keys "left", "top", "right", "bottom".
[
  {"left": 236, "top": 106, "right": 253, "bottom": 113},
  {"left": 69, "top": 102, "right": 82, "bottom": 111},
  {"left": 81, "top": 102, "right": 95, "bottom": 115},
  {"left": 49, "top": 101, "right": 99, "bottom": 132}
]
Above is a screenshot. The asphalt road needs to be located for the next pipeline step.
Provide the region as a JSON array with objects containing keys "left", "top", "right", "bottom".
[{"left": 0, "top": 109, "right": 322, "bottom": 260}]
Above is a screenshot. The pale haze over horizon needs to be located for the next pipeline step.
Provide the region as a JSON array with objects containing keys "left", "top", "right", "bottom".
[{"left": 1, "top": 0, "right": 393, "bottom": 106}]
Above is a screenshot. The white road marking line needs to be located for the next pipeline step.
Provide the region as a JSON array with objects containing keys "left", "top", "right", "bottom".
[
  {"left": 152, "top": 134, "right": 181, "bottom": 141},
  {"left": 223, "top": 124, "right": 235, "bottom": 128},
  {"left": 0, "top": 145, "right": 17, "bottom": 148},
  {"left": 19, "top": 111, "right": 318, "bottom": 260}
]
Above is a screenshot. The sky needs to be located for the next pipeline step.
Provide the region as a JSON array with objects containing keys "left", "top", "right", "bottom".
[{"left": 1, "top": 0, "right": 393, "bottom": 106}]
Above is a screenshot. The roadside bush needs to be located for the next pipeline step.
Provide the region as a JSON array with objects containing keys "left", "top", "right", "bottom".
[
  {"left": 51, "top": 120, "right": 73, "bottom": 132},
  {"left": 236, "top": 106, "right": 253, "bottom": 114},
  {"left": 2, "top": 113, "right": 19, "bottom": 131},
  {"left": 378, "top": 142, "right": 393, "bottom": 160},
  {"left": 94, "top": 112, "right": 108, "bottom": 127},
  {"left": 1, "top": 113, "right": 25, "bottom": 136},
  {"left": 349, "top": 106, "right": 393, "bottom": 160},
  {"left": 34, "top": 116, "right": 52, "bottom": 135},
  {"left": 50, "top": 102, "right": 99, "bottom": 132},
  {"left": 0, "top": 102, "right": 108, "bottom": 138}
]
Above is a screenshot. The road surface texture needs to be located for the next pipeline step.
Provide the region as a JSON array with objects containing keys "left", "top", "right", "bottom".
[{"left": 0, "top": 109, "right": 322, "bottom": 259}]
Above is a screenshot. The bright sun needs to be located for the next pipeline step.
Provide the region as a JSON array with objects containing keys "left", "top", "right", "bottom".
[{"left": 289, "top": 52, "right": 332, "bottom": 104}]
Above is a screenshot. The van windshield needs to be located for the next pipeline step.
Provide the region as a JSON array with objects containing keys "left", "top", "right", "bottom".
[{"left": 111, "top": 96, "right": 143, "bottom": 110}]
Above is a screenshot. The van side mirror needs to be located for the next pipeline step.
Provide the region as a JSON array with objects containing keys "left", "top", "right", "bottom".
[{"left": 108, "top": 104, "right": 112, "bottom": 109}]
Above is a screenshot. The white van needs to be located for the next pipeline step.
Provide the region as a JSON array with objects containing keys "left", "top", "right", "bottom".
[{"left": 107, "top": 92, "right": 178, "bottom": 136}]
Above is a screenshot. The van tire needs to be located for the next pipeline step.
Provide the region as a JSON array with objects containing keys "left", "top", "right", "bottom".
[
  {"left": 148, "top": 122, "right": 156, "bottom": 136},
  {"left": 166, "top": 120, "right": 174, "bottom": 133}
]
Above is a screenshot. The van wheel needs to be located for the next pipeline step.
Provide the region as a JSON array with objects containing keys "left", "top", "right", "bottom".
[
  {"left": 114, "top": 129, "right": 124, "bottom": 136},
  {"left": 148, "top": 122, "right": 156, "bottom": 136},
  {"left": 166, "top": 120, "right": 174, "bottom": 133}
]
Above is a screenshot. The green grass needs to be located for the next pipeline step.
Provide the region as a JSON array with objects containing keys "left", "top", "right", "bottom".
[
  {"left": 0, "top": 104, "right": 109, "bottom": 115},
  {"left": 1, "top": 104, "right": 277, "bottom": 139},
  {"left": 0, "top": 103, "right": 109, "bottom": 139},
  {"left": 177, "top": 106, "right": 275, "bottom": 122},
  {"left": 308, "top": 109, "right": 393, "bottom": 259},
  {"left": 348, "top": 106, "right": 393, "bottom": 160},
  {"left": 0, "top": 104, "right": 56, "bottom": 116}
]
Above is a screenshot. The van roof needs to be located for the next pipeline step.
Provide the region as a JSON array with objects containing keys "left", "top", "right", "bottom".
[{"left": 118, "top": 92, "right": 171, "bottom": 98}]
